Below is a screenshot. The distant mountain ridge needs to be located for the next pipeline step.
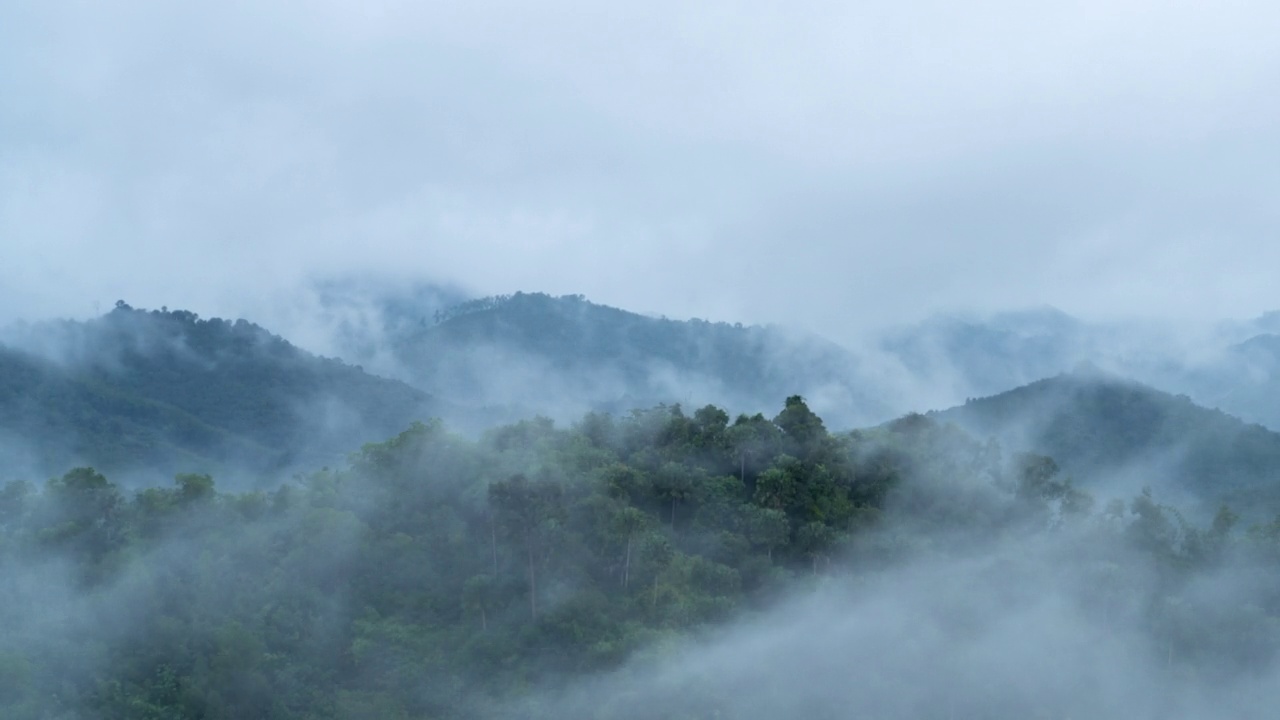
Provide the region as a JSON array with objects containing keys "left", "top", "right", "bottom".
[
  {"left": 0, "top": 303, "right": 444, "bottom": 484},
  {"left": 932, "top": 370, "right": 1280, "bottom": 513},
  {"left": 882, "top": 307, "right": 1091, "bottom": 400},
  {"left": 0, "top": 291, "right": 898, "bottom": 483},
  {"left": 373, "top": 291, "right": 895, "bottom": 428},
  {"left": 882, "top": 307, "right": 1280, "bottom": 430},
  {"left": 13, "top": 288, "right": 1280, "bottom": 506}
]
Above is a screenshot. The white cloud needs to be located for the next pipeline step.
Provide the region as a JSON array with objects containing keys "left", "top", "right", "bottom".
[{"left": 1, "top": 0, "right": 1278, "bottom": 338}]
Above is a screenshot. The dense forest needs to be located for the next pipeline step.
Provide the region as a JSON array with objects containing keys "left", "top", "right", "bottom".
[
  {"left": 3, "top": 396, "right": 1279, "bottom": 718},
  {"left": 0, "top": 304, "right": 445, "bottom": 482}
]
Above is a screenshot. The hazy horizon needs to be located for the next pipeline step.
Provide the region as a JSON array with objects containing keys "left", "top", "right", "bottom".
[{"left": 4, "top": 1, "right": 1278, "bottom": 341}]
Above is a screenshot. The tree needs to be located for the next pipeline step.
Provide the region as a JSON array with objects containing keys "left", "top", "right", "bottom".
[
  {"left": 612, "top": 506, "right": 651, "bottom": 589},
  {"left": 638, "top": 533, "right": 675, "bottom": 610},
  {"left": 773, "top": 395, "right": 825, "bottom": 448},
  {"left": 38, "top": 467, "right": 124, "bottom": 565},
  {"left": 653, "top": 462, "right": 699, "bottom": 528},
  {"left": 796, "top": 521, "right": 836, "bottom": 574},
  {"left": 1127, "top": 487, "right": 1178, "bottom": 560},
  {"left": 742, "top": 505, "right": 789, "bottom": 561},
  {"left": 175, "top": 473, "right": 216, "bottom": 505},
  {"left": 691, "top": 404, "right": 731, "bottom": 456},
  {"left": 463, "top": 575, "right": 499, "bottom": 631},
  {"left": 488, "top": 474, "right": 565, "bottom": 619},
  {"left": 727, "top": 413, "right": 784, "bottom": 486},
  {"left": 754, "top": 464, "right": 799, "bottom": 514},
  {"left": 1013, "top": 453, "right": 1065, "bottom": 504}
]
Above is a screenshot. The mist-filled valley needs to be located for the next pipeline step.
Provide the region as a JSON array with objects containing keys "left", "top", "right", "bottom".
[{"left": 5, "top": 293, "right": 1280, "bottom": 718}]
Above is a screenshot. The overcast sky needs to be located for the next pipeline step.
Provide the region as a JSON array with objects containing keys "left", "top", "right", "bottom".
[{"left": 2, "top": 0, "right": 1278, "bottom": 339}]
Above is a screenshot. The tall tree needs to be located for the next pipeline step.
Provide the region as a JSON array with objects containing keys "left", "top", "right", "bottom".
[{"left": 488, "top": 474, "right": 565, "bottom": 619}]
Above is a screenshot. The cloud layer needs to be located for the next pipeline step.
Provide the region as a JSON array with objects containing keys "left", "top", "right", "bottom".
[{"left": 3, "top": 1, "right": 1278, "bottom": 337}]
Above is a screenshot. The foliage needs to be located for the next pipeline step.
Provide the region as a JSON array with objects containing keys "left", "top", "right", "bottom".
[
  {"left": 935, "top": 371, "right": 1280, "bottom": 513},
  {"left": 0, "top": 400, "right": 1277, "bottom": 718},
  {"left": 0, "top": 306, "right": 440, "bottom": 481}
]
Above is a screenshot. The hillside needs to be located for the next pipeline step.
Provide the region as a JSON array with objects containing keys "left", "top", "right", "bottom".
[
  {"left": 932, "top": 370, "right": 1280, "bottom": 511},
  {"left": 372, "top": 292, "right": 893, "bottom": 428},
  {"left": 0, "top": 303, "right": 443, "bottom": 482},
  {"left": 5, "top": 397, "right": 1279, "bottom": 718},
  {"left": 881, "top": 307, "right": 1280, "bottom": 431},
  {"left": 6, "top": 305, "right": 1280, "bottom": 717}
]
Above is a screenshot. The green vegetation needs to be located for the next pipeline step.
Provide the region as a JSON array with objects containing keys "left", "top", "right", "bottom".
[
  {"left": 934, "top": 370, "right": 1280, "bottom": 512},
  {"left": 2, "top": 398, "right": 1277, "bottom": 718},
  {"left": 0, "top": 304, "right": 442, "bottom": 481}
]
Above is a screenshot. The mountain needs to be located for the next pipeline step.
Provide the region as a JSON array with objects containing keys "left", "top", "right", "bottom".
[
  {"left": 0, "top": 303, "right": 445, "bottom": 484},
  {"left": 361, "top": 292, "right": 895, "bottom": 428},
  {"left": 932, "top": 369, "right": 1280, "bottom": 513},
  {"left": 881, "top": 307, "right": 1091, "bottom": 399},
  {"left": 1173, "top": 332, "right": 1280, "bottom": 431},
  {"left": 882, "top": 307, "right": 1280, "bottom": 431},
  {"left": 305, "top": 290, "right": 1280, "bottom": 437}
]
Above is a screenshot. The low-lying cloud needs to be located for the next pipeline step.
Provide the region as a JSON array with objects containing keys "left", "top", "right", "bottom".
[{"left": 3, "top": 1, "right": 1279, "bottom": 339}]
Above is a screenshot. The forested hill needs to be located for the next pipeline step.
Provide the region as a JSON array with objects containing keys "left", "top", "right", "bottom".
[
  {"left": 932, "top": 369, "right": 1280, "bottom": 511},
  {"left": 5, "top": 398, "right": 1280, "bottom": 718},
  {"left": 376, "top": 292, "right": 892, "bottom": 427},
  {"left": 0, "top": 303, "right": 443, "bottom": 483}
]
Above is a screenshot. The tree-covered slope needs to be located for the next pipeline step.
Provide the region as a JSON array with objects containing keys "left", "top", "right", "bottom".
[
  {"left": 0, "top": 304, "right": 443, "bottom": 482},
  {"left": 0, "top": 345, "right": 278, "bottom": 476},
  {"left": 932, "top": 370, "right": 1280, "bottom": 510},
  {"left": 2, "top": 400, "right": 1277, "bottom": 719},
  {"left": 381, "top": 292, "right": 891, "bottom": 428}
]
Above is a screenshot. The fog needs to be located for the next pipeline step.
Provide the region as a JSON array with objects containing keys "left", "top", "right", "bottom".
[
  {"left": 4, "top": 1, "right": 1280, "bottom": 718},
  {"left": 0, "top": 303, "right": 446, "bottom": 489},
  {"left": 6, "top": 399, "right": 1280, "bottom": 718},
  {"left": 3, "top": 1, "right": 1279, "bottom": 338},
  {"left": 504, "top": 425, "right": 1280, "bottom": 720},
  {"left": 528, "top": 552, "right": 1280, "bottom": 720}
]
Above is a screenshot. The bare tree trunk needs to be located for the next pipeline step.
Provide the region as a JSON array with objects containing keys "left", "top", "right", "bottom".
[
  {"left": 489, "top": 516, "right": 499, "bottom": 577},
  {"left": 528, "top": 544, "right": 538, "bottom": 619},
  {"left": 623, "top": 534, "right": 632, "bottom": 589}
]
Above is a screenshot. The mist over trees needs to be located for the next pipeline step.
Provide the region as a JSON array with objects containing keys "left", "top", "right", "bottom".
[
  {"left": 296, "top": 291, "right": 895, "bottom": 429},
  {"left": 883, "top": 307, "right": 1280, "bottom": 431},
  {"left": 275, "top": 286, "right": 1280, "bottom": 436},
  {"left": 934, "top": 370, "right": 1280, "bottom": 516},
  {"left": 6, "top": 0, "right": 1278, "bottom": 713},
  {"left": 6, "top": 297, "right": 1280, "bottom": 718},
  {"left": 3, "top": 395, "right": 1280, "bottom": 718},
  {"left": 0, "top": 303, "right": 446, "bottom": 484}
]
